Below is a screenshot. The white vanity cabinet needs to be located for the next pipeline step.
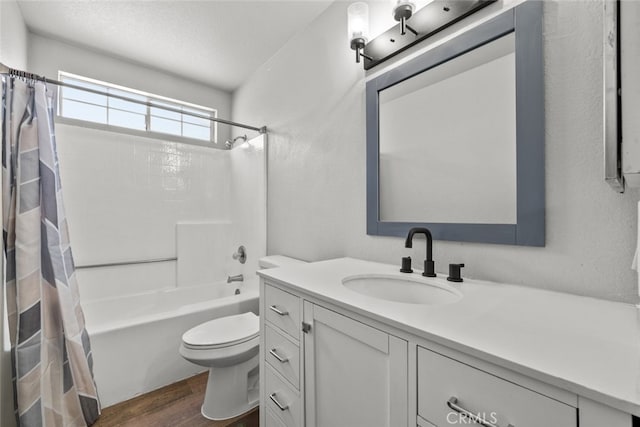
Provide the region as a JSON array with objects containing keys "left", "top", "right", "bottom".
[{"left": 260, "top": 277, "right": 633, "bottom": 427}]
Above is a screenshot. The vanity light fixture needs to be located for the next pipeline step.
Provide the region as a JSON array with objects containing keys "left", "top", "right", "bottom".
[
  {"left": 348, "top": 2, "right": 373, "bottom": 63},
  {"left": 391, "top": 0, "right": 418, "bottom": 36},
  {"left": 349, "top": 0, "right": 497, "bottom": 69}
]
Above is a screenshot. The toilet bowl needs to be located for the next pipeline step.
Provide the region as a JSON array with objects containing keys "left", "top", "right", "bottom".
[
  {"left": 179, "top": 255, "right": 307, "bottom": 420},
  {"left": 179, "top": 312, "right": 260, "bottom": 420}
]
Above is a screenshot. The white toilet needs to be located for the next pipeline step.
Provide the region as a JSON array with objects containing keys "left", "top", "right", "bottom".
[
  {"left": 179, "top": 312, "right": 260, "bottom": 420},
  {"left": 179, "top": 255, "right": 305, "bottom": 420}
]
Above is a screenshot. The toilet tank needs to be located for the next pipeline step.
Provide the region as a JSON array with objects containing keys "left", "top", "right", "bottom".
[{"left": 258, "top": 255, "right": 306, "bottom": 269}]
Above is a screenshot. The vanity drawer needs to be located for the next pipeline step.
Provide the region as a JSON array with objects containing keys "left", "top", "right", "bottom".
[
  {"left": 265, "top": 324, "right": 300, "bottom": 388},
  {"left": 418, "top": 347, "right": 577, "bottom": 427},
  {"left": 265, "top": 283, "right": 301, "bottom": 339},
  {"left": 266, "top": 365, "right": 302, "bottom": 427}
]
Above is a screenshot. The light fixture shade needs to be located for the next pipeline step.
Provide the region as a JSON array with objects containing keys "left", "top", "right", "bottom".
[{"left": 347, "top": 2, "right": 370, "bottom": 43}]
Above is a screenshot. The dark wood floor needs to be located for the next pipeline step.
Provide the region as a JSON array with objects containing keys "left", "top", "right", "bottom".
[{"left": 93, "top": 372, "right": 259, "bottom": 427}]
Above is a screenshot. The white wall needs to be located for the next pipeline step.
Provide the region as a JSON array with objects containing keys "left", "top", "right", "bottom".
[
  {"left": 0, "top": 0, "right": 28, "bottom": 69},
  {"left": 28, "top": 33, "right": 232, "bottom": 146},
  {"left": 233, "top": 1, "right": 640, "bottom": 304}
]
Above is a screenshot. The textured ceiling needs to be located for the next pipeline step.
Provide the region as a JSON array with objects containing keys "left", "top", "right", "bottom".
[{"left": 18, "top": 0, "right": 333, "bottom": 91}]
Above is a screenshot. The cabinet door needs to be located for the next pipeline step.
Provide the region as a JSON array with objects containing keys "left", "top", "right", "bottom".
[{"left": 303, "top": 302, "right": 408, "bottom": 427}]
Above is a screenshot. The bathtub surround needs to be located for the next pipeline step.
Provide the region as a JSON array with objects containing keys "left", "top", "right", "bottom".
[
  {"left": 2, "top": 78, "right": 99, "bottom": 426},
  {"left": 53, "top": 128, "right": 266, "bottom": 301},
  {"left": 177, "top": 221, "right": 232, "bottom": 287},
  {"left": 229, "top": 135, "right": 268, "bottom": 278},
  {"left": 233, "top": 0, "right": 640, "bottom": 303},
  {"left": 54, "top": 124, "right": 230, "bottom": 300}
]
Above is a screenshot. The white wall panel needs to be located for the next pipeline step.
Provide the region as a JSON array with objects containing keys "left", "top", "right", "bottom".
[
  {"left": 229, "top": 135, "right": 268, "bottom": 280},
  {"left": 56, "top": 124, "right": 230, "bottom": 263},
  {"left": 177, "top": 221, "right": 231, "bottom": 287}
]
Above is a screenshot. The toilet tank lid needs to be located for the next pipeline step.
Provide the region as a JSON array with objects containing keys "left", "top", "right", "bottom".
[{"left": 258, "top": 255, "right": 307, "bottom": 269}]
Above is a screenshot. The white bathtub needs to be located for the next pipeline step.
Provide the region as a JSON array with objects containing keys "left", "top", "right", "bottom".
[{"left": 83, "top": 278, "right": 259, "bottom": 407}]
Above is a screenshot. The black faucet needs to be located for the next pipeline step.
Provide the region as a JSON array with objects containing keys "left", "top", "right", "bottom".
[{"left": 404, "top": 227, "right": 436, "bottom": 277}]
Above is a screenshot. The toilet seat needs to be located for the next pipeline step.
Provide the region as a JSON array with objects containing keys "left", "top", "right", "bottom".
[{"left": 182, "top": 312, "right": 259, "bottom": 350}]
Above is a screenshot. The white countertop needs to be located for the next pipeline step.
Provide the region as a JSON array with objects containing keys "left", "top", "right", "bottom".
[{"left": 257, "top": 257, "right": 640, "bottom": 416}]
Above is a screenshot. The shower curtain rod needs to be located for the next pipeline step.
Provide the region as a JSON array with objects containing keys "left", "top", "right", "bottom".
[{"left": 0, "top": 63, "right": 267, "bottom": 134}]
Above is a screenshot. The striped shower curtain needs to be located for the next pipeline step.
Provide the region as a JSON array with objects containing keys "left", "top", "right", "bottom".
[{"left": 1, "top": 77, "right": 100, "bottom": 426}]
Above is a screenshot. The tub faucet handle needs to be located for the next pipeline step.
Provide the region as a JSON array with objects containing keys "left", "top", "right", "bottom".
[{"left": 232, "top": 245, "right": 247, "bottom": 264}]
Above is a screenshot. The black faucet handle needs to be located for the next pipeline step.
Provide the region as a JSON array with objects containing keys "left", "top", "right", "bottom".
[
  {"left": 400, "top": 256, "right": 413, "bottom": 273},
  {"left": 422, "top": 259, "right": 436, "bottom": 277},
  {"left": 447, "top": 263, "right": 464, "bottom": 282}
]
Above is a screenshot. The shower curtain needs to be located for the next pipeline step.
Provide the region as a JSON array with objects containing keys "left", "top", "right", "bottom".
[{"left": 1, "top": 77, "right": 100, "bottom": 426}]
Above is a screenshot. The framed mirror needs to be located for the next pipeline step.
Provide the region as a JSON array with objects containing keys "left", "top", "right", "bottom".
[{"left": 366, "top": 1, "right": 544, "bottom": 246}]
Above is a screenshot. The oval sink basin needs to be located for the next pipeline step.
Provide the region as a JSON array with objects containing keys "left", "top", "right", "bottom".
[{"left": 342, "top": 274, "right": 463, "bottom": 305}]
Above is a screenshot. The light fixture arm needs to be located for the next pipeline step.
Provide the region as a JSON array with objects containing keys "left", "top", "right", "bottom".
[
  {"left": 393, "top": 3, "right": 418, "bottom": 36},
  {"left": 351, "top": 38, "right": 373, "bottom": 63},
  {"left": 400, "top": 18, "right": 419, "bottom": 36}
]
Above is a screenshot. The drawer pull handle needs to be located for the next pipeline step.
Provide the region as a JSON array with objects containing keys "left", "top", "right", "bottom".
[
  {"left": 269, "top": 392, "right": 289, "bottom": 411},
  {"left": 269, "top": 305, "right": 289, "bottom": 316},
  {"left": 446, "top": 397, "right": 514, "bottom": 427},
  {"left": 269, "top": 348, "right": 289, "bottom": 363}
]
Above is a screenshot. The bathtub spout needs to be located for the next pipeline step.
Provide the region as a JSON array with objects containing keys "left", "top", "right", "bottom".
[{"left": 227, "top": 274, "right": 244, "bottom": 283}]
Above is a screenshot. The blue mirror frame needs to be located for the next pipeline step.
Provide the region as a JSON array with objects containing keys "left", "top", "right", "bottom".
[{"left": 366, "top": 1, "right": 544, "bottom": 246}]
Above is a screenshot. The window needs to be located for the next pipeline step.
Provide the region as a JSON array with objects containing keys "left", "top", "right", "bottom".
[{"left": 58, "top": 72, "right": 217, "bottom": 143}]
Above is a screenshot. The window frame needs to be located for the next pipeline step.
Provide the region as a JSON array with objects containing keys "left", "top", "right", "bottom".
[{"left": 57, "top": 71, "right": 218, "bottom": 144}]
